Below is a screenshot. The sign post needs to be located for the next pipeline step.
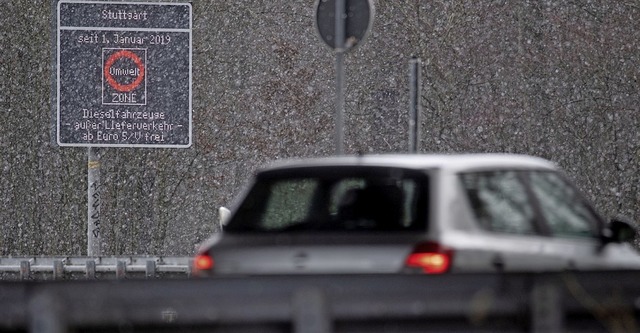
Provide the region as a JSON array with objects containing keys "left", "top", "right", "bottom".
[
  {"left": 87, "top": 147, "right": 101, "bottom": 256},
  {"left": 315, "top": 0, "right": 374, "bottom": 155},
  {"left": 409, "top": 57, "right": 422, "bottom": 153},
  {"left": 334, "top": 0, "right": 346, "bottom": 155}
]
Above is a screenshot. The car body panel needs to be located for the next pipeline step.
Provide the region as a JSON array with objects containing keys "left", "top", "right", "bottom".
[
  {"left": 209, "top": 233, "right": 421, "bottom": 274},
  {"left": 195, "top": 154, "right": 640, "bottom": 276}
]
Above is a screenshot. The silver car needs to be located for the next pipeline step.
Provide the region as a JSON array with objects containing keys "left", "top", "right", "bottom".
[{"left": 194, "top": 154, "right": 640, "bottom": 275}]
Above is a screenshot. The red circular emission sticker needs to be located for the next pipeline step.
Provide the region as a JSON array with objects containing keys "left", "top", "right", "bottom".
[{"left": 104, "top": 50, "right": 145, "bottom": 92}]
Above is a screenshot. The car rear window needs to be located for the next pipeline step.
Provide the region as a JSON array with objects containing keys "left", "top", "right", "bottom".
[{"left": 226, "top": 166, "right": 429, "bottom": 233}]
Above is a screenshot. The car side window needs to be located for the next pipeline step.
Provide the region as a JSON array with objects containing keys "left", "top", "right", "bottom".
[
  {"left": 527, "top": 171, "right": 598, "bottom": 238},
  {"left": 262, "top": 179, "right": 317, "bottom": 230},
  {"left": 460, "top": 171, "right": 537, "bottom": 235}
]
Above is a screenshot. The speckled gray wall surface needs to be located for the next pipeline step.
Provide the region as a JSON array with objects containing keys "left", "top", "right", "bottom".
[{"left": 0, "top": 1, "right": 639, "bottom": 255}]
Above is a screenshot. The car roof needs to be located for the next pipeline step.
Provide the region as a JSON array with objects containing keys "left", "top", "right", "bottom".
[{"left": 258, "top": 153, "right": 557, "bottom": 174}]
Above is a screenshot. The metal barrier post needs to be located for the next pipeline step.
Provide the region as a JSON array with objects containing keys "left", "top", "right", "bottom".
[
  {"left": 29, "top": 292, "right": 66, "bottom": 333},
  {"left": 145, "top": 260, "right": 156, "bottom": 279},
  {"left": 293, "top": 287, "right": 331, "bottom": 333},
  {"left": 531, "top": 280, "right": 563, "bottom": 333},
  {"left": 20, "top": 261, "right": 31, "bottom": 280},
  {"left": 52, "top": 260, "right": 64, "bottom": 280},
  {"left": 85, "top": 260, "right": 96, "bottom": 279},
  {"left": 116, "top": 261, "right": 126, "bottom": 279}
]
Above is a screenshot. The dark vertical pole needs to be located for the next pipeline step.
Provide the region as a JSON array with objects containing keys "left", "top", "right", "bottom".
[
  {"left": 531, "top": 281, "right": 563, "bottom": 333},
  {"left": 334, "top": 0, "right": 346, "bottom": 155},
  {"left": 409, "top": 57, "right": 422, "bottom": 153},
  {"left": 87, "top": 147, "right": 101, "bottom": 256},
  {"left": 29, "top": 292, "right": 67, "bottom": 333},
  {"left": 293, "top": 288, "right": 331, "bottom": 333}
]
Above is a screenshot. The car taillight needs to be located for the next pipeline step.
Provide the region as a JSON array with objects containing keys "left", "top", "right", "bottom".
[
  {"left": 405, "top": 242, "right": 453, "bottom": 274},
  {"left": 194, "top": 253, "right": 214, "bottom": 271}
]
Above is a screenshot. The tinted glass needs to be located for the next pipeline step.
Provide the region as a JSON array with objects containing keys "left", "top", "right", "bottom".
[
  {"left": 227, "top": 167, "right": 428, "bottom": 232},
  {"left": 528, "top": 171, "right": 598, "bottom": 238},
  {"left": 460, "top": 171, "right": 537, "bottom": 235},
  {"left": 262, "top": 179, "right": 317, "bottom": 230}
]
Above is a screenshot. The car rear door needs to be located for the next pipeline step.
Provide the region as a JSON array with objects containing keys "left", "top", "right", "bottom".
[{"left": 456, "top": 170, "right": 567, "bottom": 271}]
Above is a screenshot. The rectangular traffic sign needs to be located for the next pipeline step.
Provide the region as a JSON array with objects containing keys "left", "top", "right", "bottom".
[{"left": 56, "top": 1, "right": 192, "bottom": 147}]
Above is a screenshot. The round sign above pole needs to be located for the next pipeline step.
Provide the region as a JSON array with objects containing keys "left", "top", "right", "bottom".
[{"left": 315, "top": 0, "right": 374, "bottom": 51}]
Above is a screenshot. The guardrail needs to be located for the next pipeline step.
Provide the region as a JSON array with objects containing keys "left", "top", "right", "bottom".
[
  {"left": 0, "top": 256, "right": 192, "bottom": 280},
  {"left": 1, "top": 271, "right": 639, "bottom": 333}
]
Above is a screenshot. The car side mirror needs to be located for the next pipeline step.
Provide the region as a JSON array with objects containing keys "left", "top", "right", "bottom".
[
  {"left": 218, "top": 206, "right": 231, "bottom": 229},
  {"left": 603, "top": 216, "right": 637, "bottom": 244}
]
